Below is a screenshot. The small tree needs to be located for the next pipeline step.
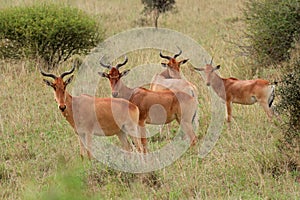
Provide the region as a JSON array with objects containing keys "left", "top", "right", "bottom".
[{"left": 141, "top": 0, "right": 176, "bottom": 28}]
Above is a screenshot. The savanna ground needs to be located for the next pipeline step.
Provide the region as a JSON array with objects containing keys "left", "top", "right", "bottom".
[{"left": 0, "top": 0, "right": 299, "bottom": 199}]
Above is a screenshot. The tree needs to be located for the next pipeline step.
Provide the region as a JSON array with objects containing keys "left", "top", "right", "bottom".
[{"left": 141, "top": 0, "right": 176, "bottom": 28}]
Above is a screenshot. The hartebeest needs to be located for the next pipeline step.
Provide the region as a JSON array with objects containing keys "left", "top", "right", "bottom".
[
  {"left": 194, "top": 63, "right": 275, "bottom": 126},
  {"left": 98, "top": 56, "right": 198, "bottom": 152},
  {"left": 150, "top": 48, "right": 199, "bottom": 134},
  {"left": 40, "top": 65, "right": 143, "bottom": 159}
]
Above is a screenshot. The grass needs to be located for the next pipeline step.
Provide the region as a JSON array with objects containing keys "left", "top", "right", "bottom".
[{"left": 0, "top": 0, "right": 299, "bottom": 199}]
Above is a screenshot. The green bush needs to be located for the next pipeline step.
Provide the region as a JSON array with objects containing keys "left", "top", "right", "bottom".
[
  {"left": 276, "top": 43, "right": 300, "bottom": 173},
  {"left": 244, "top": 0, "right": 300, "bottom": 67},
  {"left": 0, "top": 4, "right": 104, "bottom": 68}
]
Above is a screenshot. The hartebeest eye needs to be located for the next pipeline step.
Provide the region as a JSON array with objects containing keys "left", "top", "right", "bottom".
[
  {"left": 98, "top": 72, "right": 109, "bottom": 78},
  {"left": 65, "top": 75, "right": 74, "bottom": 85},
  {"left": 43, "top": 79, "right": 56, "bottom": 90},
  {"left": 213, "top": 65, "right": 221, "bottom": 71}
]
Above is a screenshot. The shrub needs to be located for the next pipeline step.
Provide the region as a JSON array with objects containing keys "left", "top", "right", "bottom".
[
  {"left": 0, "top": 4, "right": 104, "bottom": 69},
  {"left": 243, "top": 0, "right": 300, "bottom": 67},
  {"left": 276, "top": 42, "right": 300, "bottom": 175}
]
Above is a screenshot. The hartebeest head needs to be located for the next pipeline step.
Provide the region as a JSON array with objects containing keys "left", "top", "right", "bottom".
[
  {"left": 98, "top": 56, "right": 130, "bottom": 98},
  {"left": 194, "top": 59, "right": 220, "bottom": 86},
  {"left": 159, "top": 47, "right": 189, "bottom": 78},
  {"left": 40, "top": 66, "right": 75, "bottom": 111}
]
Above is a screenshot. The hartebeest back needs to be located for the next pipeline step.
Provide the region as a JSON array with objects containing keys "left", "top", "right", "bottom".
[
  {"left": 98, "top": 56, "right": 198, "bottom": 151},
  {"left": 194, "top": 63, "right": 275, "bottom": 125},
  {"left": 40, "top": 65, "right": 143, "bottom": 159}
]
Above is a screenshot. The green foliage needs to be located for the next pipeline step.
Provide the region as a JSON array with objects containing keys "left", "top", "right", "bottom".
[
  {"left": 276, "top": 44, "right": 300, "bottom": 173},
  {"left": 0, "top": 4, "right": 103, "bottom": 68},
  {"left": 141, "top": 0, "right": 176, "bottom": 28},
  {"left": 244, "top": 0, "right": 300, "bottom": 66},
  {"left": 277, "top": 63, "right": 300, "bottom": 131}
]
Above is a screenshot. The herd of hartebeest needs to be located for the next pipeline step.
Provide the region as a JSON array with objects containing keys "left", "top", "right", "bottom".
[{"left": 40, "top": 48, "right": 275, "bottom": 159}]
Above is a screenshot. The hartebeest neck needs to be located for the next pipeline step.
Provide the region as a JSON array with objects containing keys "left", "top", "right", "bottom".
[
  {"left": 210, "top": 72, "right": 226, "bottom": 101},
  {"left": 116, "top": 80, "right": 135, "bottom": 100},
  {"left": 159, "top": 69, "right": 181, "bottom": 79}
]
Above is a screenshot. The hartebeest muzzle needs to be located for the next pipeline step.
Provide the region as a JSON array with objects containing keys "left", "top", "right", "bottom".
[
  {"left": 59, "top": 104, "right": 67, "bottom": 112},
  {"left": 112, "top": 91, "right": 119, "bottom": 98}
]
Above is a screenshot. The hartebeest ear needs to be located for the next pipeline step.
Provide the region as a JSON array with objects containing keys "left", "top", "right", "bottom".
[
  {"left": 98, "top": 72, "right": 109, "bottom": 78},
  {"left": 193, "top": 67, "right": 204, "bottom": 71},
  {"left": 43, "top": 79, "right": 54, "bottom": 87},
  {"left": 179, "top": 59, "right": 189, "bottom": 65},
  {"left": 161, "top": 62, "right": 168, "bottom": 67},
  {"left": 65, "top": 75, "right": 74, "bottom": 85},
  {"left": 121, "top": 69, "right": 130, "bottom": 77},
  {"left": 213, "top": 65, "right": 221, "bottom": 71}
]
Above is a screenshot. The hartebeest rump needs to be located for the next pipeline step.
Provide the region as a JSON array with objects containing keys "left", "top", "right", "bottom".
[
  {"left": 40, "top": 65, "right": 143, "bottom": 159},
  {"left": 194, "top": 63, "right": 275, "bottom": 125},
  {"left": 98, "top": 56, "right": 198, "bottom": 151}
]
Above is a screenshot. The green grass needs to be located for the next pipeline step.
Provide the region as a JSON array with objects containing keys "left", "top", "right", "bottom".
[{"left": 0, "top": 0, "right": 299, "bottom": 199}]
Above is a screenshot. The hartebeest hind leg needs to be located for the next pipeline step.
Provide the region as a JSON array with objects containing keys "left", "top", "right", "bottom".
[
  {"left": 117, "top": 131, "right": 132, "bottom": 152},
  {"left": 77, "top": 135, "right": 86, "bottom": 160},
  {"left": 181, "top": 121, "right": 197, "bottom": 145},
  {"left": 225, "top": 101, "right": 233, "bottom": 129},
  {"left": 137, "top": 120, "right": 148, "bottom": 154},
  {"left": 258, "top": 101, "right": 273, "bottom": 120},
  {"left": 175, "top": 114, "right": 197, "bottom": 146},
  {"left": 121, "top": 124, "right": 144, "bottom": 153}
]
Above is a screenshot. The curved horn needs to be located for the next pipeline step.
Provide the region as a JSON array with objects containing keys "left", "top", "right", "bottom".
[
  {"left": 99, "top": 56, "right": 112, "bottom": 69},
  {"left": 173, "top": 47, "right": 182, "bottom": 58},
  {"left": 40, "top": 67, "right": 57, "bottom": 79},
  {"left": 210, "top": 57, "right": 214, "bottom": 65},
  {"left": 60, "top": 64, "right": 75, "bottom": 79},
  {"left": 159, "top": 51, "right": 172, "bottom": 60},
  {"left": 116, "top": 56, "right": 128, "bottom": 69}
]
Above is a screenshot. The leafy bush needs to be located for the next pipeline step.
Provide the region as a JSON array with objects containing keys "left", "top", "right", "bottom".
[
  {"left": 0, "top": 4, "right": 104, "bottom": 68},
  {"left": 276, "top": 42, "right": 300, "bottom": 174},
  {"left": 244, "top": 0, "right": 300, "bottom": 67}
]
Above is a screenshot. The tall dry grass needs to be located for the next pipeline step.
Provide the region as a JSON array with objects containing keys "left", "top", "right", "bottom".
[{"left": 0, "top": 0, "right": 299, "bottom": 199}]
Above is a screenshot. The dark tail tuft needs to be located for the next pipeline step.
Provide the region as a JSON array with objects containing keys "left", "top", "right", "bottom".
[{"left": 268, "top": 85, "right": 275, "bottom": 108}]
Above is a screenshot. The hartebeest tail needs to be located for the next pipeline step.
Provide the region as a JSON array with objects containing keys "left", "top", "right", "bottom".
[
  {"left": 99, "top": 56, "right": 198, "bottom": 151},
  {"left": 40, "top": 65, "right": 143, "bottom": 159},
  {"left": 194, "top": 63, "right": 275, "bottom": 125}
]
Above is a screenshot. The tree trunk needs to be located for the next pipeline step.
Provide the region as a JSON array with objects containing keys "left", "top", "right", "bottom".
[{"left": 153, "top": 9, "right": 159, "bottom": 28}]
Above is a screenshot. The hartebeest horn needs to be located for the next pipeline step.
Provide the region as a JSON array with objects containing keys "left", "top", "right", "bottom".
[
  {"left": 159, "top": 51, "right": 172, "bottom": 60},
  {"left": 210, "top": 57, "right": 213, "bottom": 65},
  {"left": 40, "top": 67, "right": 57, "bottom": 79},
  {"left": 116, "top": 56, "right": 128, "bottom": 69},
  {"left": 61, "top": 64, "right": 75, "bottom": 79},
  {"left": 100, "top": 56, "right": 112, "bottom": 69},
  {"left": 173, "top": 47, "right": 182, "bottom": 58}
]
